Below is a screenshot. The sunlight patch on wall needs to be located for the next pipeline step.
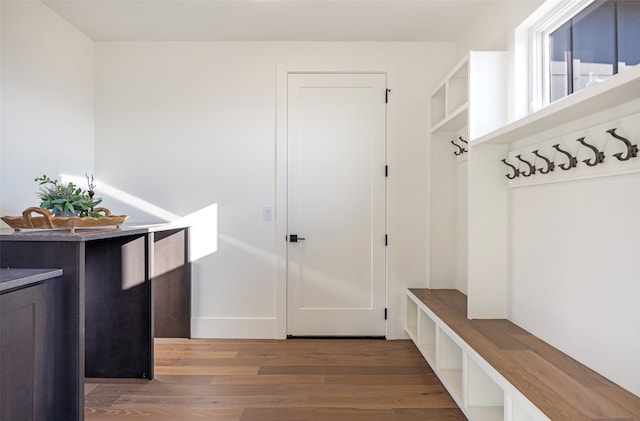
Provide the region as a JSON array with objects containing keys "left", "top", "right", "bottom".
[
  {"left": 217, "top": 232, "right": 273, "bottom": 265},
  {"left": 176, "top": 203, "right": 218, "bottom": 262},
  {"left": 60, "top": 174, "right": 180, "bottom": 221},
  {"left": 60, "top": 174, "right": 218, "bottom": 262}
]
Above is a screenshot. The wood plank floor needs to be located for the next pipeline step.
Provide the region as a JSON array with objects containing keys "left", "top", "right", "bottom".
[{"left": 84, "top": 338, "right": 466, "bottom": 420}]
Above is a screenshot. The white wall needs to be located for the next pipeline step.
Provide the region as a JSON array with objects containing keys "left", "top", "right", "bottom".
[
  {"left": 455, "top": 0, "right": 542, "bottom": 61},
  {"left": 0, "top": 1, "right": 94, "bottom": 216},
  {"left": 508, "top": 108, "right": 640, "bottom": 396},
  {"left": 512, "top": 173, "right": 640, "bottom": 395},
  {"left": 95, "top": 41, "right": 455, "bottom": 338}
]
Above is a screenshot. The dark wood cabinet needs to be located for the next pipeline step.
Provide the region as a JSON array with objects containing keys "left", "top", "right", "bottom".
[
  {"left": 0, "top": 226, "right": 191, "bottom": 421},
  {"left": 84, "top": 233, "right": 153, "bottom": 379},
  {"left": 0, "top": 269, "right": 61, "bottom": 421},
  {"left": 1, "top": 284, "right": 48, "bottom": 421}
]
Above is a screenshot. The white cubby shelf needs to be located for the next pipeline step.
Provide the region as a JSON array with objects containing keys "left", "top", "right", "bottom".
[
  {"left": 406, "top": 288, "right": 640, "bottom": 420},
  {"left": 406, "top": 289, "right": 551, "bottom": 421},
  {"left": 430, "top": 51, "right": 507, "bottom": 137}
]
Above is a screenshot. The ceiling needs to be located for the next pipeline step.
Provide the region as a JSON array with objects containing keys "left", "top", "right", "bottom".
[{"left": 42, "top": 0, "right": 504, "bottom": 42}]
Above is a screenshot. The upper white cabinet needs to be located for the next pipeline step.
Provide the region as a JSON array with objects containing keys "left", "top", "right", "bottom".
[
  {"left": 430, "top": 58, "right": 468, "bottom": 133},
  {"left": 430, "top": 51, "right": 507, "bottom": 138}
]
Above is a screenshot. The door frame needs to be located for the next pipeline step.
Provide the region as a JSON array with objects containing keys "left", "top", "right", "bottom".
[{"left": 275, "top": 62, "right": 399, "bottom": 339}]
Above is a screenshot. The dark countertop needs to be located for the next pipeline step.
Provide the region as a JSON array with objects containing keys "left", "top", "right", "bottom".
[
  {"left": 0, "top": 268, "right": 63, "bottom": 293},
  {"left": 0, "top": 222, "right": 189, "bottom": 242}
]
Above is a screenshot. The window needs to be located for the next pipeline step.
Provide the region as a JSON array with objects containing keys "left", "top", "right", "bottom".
[
  {"left": 548, "top": 0, "right": 640, "bottom": 102},
  {"left": 525, "top": 0, "right": 640, "bottom": 111}
]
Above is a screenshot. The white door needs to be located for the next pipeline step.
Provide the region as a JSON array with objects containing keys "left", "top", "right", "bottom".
[{"left": 287, "top": 73, "right": 387, "bottom": 337}]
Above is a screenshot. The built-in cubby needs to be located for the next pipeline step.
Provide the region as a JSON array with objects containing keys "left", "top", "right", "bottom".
[
  {"left": 508, "top": 396, "right": 539, "bottom": 421},
  {"left": 430, "top": 52, "right": 506, "bottom": 136},
  {"left": 406, "top": 290, "right": 549, "bottom": 421},
  {"left": 418, "top": 310, "right": 436, "bottom": 362},
  {"left": 405, "top": 294, "right": 418, "bottom": 340},
  {"left": 437, "top": 328, "right": 463, "bottom": 402},
  {"left": 465, "top": 357, "right": 504, "bottom": 421}
]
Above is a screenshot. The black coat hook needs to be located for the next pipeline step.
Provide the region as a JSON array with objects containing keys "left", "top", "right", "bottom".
[
  {"left": 553, "top": 144, "right": 577, "bottom": 170},
  {"left": 606, "top": 128, "right": 638, "bottom": 161},
  {"left": 451, "top": 139, "right": 465, "bottom": 156},
  {"left": 516, "top": 154, "right": 536, "bottom": 177},
  {"left": 576, "top": 137, "right": 604, "bottom": 166},
  {"left": 458, "top": 136, "right": 468, "bottom": 152},
  {"left": 501, "top": 159, "right": 519, "bottom": 179},
  {"left": 532, "top": 149, "right": 554, "bottom": 174}
]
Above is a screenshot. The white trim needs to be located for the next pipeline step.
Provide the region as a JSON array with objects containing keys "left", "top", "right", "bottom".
[
  {"left": 385, "top": 63, "right": 398, "bottom": 340},
  {"left": 275, "top": 62, "right": 289, "bottom": 339},
  {"left": 275, "top": 61, "right": 399, "bottom": 339},
  {"left": 192, "top": 317, "right": 277, "bottom": 339},
  {"left": 534, "top": 0, "right": 594, "bottom": 110},
  {"left": 284, "top": 61, "right": 395, "bottom": 74}
]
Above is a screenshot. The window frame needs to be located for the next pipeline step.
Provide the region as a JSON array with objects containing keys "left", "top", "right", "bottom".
[{"left": 528, "top": 0, "right": 595, "bottom": 111}]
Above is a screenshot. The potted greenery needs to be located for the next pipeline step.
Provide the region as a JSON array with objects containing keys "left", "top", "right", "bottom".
[
  {"left": 1, "top": 175, "right": 127, "bottom": 232},
  {"left": 35, "top": 175, "right": 103, "bottom": 217}
]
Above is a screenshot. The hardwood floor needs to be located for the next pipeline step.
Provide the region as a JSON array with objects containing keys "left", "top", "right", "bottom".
[{"left": 85, "top": 338, "right": 466, "bottom": 420}]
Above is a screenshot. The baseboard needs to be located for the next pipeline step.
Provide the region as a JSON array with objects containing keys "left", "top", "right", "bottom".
[{"left": 191, "top": 317, "right": 278, "bottom": 339}]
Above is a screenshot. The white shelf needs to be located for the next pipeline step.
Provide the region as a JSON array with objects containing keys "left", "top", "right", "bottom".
[
  {"left": 430, "top": 55, "right": 469, "bottom": 133},
  {"left": 474, "top": 64, "right": 640, "bottom": 147},
  {"left": 467, "top": 406, "right": 504, "bottom": 421},
  {"left": 431, "top": 104, "right": 468, "bottom": 133}
]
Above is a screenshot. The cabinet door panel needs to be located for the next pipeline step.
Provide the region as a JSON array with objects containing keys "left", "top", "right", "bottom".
[{"left": 1, "top": 283, "right": 48, "bottom": 421}]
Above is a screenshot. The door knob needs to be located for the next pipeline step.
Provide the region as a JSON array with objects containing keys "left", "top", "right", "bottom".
[{"left": 289, "top": 234, "right": 306, "bottom": 242}]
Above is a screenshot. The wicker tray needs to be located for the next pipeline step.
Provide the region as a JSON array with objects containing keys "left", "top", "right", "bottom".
[{"left": 1, "top": 207, "right": 128, "bottom": 234}]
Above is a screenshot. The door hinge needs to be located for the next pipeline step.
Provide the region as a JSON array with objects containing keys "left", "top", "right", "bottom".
[
  {"left": 384, "top": 308, "right": 388, "bottom": 320},
  {"left": 385, "top": 165, "right": 388, "bottom": 177},
  {"left": 385, "top": 89, "right": 391, "bottom": 103},
  {"left": 385, "top": 234, "right": 388, "bottom": 246}
]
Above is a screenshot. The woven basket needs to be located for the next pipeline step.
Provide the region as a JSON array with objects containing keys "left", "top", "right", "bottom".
[{"left": 2, "top": 207, "right": 128, "bottom": 234}]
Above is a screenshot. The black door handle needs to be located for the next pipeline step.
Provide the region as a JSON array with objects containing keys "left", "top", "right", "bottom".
[{"left": 289, "top": 234, "right": 306, "bottom": 243}]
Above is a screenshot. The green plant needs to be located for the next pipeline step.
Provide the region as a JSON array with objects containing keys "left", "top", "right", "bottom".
[{"left": 35, "top": 175, "right": 103, "bottom": 217}]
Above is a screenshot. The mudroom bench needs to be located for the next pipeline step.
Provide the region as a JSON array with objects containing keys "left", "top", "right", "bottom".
[{"left": 406, "top": 288, "right": 640, "bottom": 420}]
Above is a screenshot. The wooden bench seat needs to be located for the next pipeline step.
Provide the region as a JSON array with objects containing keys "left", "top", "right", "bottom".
[{"left": 408, "top": 288, "right": 640, "bottom": 420}]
